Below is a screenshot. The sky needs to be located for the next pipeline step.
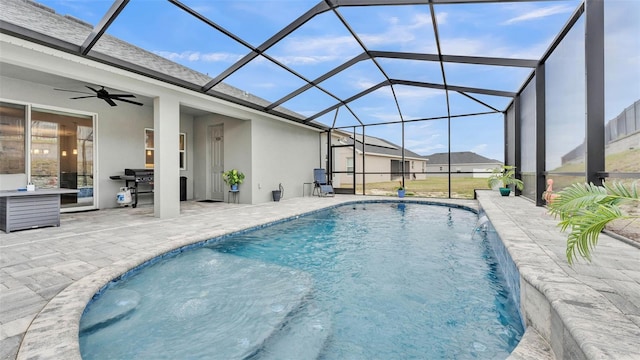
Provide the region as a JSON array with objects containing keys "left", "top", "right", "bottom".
[{"left": 32, "top": 0, "right": 638, "bottom": 165}]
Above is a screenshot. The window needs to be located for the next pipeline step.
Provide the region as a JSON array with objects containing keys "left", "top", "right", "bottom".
[
  {"left": 145, "top": 128, "right": 154, "bottom": 169},
  {"left": 179, "top": 132, "right": 186, "bottom": 170},
  {"left": 145, "top": 128, "right": 186, "bottom": 170},
  {"left": 0, "top": 102, "right": 26, "bottom": 174},
  {"left": 346, "top": 157, "right": 354, "bottom": 173}
]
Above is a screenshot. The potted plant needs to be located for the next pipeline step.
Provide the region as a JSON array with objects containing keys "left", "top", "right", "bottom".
[
  {"left": 488, "top": 165, "right": 524, "bottom": 196},
  {"left": 397, "top": 182, "right": 406, "bottom": 198},
  {"left": 222, "top": 169, "right": 245, "bottom": 191}
]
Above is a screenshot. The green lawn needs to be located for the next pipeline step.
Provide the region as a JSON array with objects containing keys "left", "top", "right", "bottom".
[
  {"left": 353, "top": 177, "right": 491, "bottom": 199},
  {"left": 546, "top": 148, "right": 640, "bottom": 190},
  {"left": 343, "top": 148, "right": 640, "bottom": 199}
]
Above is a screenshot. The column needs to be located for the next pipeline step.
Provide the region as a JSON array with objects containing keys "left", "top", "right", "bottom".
[{"left": 153, "top": 95, "right": 180, "bottom": 219}]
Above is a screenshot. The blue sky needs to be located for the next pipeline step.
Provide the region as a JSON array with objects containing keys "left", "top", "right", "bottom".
[{"left": 35, "top": 0, "right": 614, "bottom": 163}]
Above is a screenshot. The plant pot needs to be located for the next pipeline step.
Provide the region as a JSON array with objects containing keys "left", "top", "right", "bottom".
[
  {"left": 499, "top": 187, "right": 511, "bottom": 196},
  {"left": 397, "top": 189, "right": 405, "bottom": 198},
  {"left": 231, "top": 184, "right": 238, "bottom": 191},
  {"left": 272, "top": 190, "right": 281, "bottom": 202}
]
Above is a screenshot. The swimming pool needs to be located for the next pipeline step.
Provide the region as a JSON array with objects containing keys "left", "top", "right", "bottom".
[{"left": 79, "top": 202, "right": 523, "bottom": 359}]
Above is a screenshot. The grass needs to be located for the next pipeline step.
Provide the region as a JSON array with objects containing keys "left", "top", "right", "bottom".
[
  {"left": 350, "top": 177, "right": 491, "bottom": 199},
  {"left": 546, "top": 148, "right": 640, "bottom": 190},
  {"left": 339, "top": 148, "right": 640, "bottom": 200}
]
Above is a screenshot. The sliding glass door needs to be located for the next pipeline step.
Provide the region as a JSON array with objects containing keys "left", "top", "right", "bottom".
[{"left": 30, "top": 108, "right": 95, "bottom": 209}]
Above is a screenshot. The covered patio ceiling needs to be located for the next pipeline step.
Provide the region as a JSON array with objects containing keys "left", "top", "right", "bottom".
[{"left": 1, "top": 0, "right": 582, "bottom": 130}]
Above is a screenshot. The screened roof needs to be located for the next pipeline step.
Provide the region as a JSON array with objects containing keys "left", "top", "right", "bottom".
[{"left": 1, "top": 0, "right": 582, "bottom": 131}]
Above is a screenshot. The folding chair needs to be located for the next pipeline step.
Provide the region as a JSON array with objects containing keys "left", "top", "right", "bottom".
[{"left": 312, "top": 168, "right": 335, "bottom": 197}]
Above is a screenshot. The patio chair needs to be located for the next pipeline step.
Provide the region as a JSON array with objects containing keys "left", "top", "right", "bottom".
[{"left": 313, "top": 168, "right": 335, "bottom": 197}]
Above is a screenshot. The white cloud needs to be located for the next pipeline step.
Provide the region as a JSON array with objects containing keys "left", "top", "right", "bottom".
[
  {"left": 267, "top": 35, "right": 362, "bottom": 66},
  {"left": 407, "top": 137, "right": 447, "bottom": 155},
  {"left": 503, "top": 5, "right": 574, "bottom": 25},
  {"left": 393, "top": 86, "right": 442, "bottom": 100},
  {"left": 438, "top": 35, "right": 550, "bottom": 59},
  {"left": 154, "top": 51, "right": 242, "bottom": 63},
  {"left": 470, "top": 143, "right": 488, "bottom": 154},
  {"left": 415, "top": 144, "right": 447, "bottom": 156},
  {"left": 436, "top": 12, "right": 448, "bottom": 26},
  {"left": 359, "top": 10, "right": 436, "bottom": 51}
]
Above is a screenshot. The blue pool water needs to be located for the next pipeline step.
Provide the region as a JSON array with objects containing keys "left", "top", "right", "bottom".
[{"left": 80, "top": 202, "right": 523, "bottom": 359}]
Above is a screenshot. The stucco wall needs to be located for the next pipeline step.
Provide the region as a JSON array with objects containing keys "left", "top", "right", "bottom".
[
  {"left": 0, "top": 75, "right": 153, "bottom": 209},
  {"left": 426, "top": 162, "right": 500, "bottom": 174},
  {"left": 192, "top": 113, "right": 251, "bottom": 203},
  {"left": 1, "top": 34, "right": 324, "bottom": 211},
  {"left": 251, "top": 117, "right": 320, "bottom": 203},
  {"left": 0, "top": 75, "right": 202, "bottom": 207}
]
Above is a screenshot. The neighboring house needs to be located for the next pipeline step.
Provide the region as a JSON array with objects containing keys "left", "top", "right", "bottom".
[
  {"left": 330, "top": 130, "right": 427, "bottom": 188},
  {"left": 423, "top": 151, "right": 502, "bottom": 178},
  {"left": 0, "top": 1, "right": 324, "bottom": 218}
]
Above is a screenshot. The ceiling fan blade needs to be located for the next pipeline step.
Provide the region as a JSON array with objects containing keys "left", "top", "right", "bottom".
[
  {"left": 54, "top": 88, "right": 94, "bottom": 95},
  {"left": 113, "top": 97, "right": 143, "bottom": 106},
  {"left": 103, "top": 97, "right": 118, "bottom": 106},
  {"left": 70, "top": 96, "right": 97, "bottom": 99},
  {"left": 107, "top": 93, "right": 136, "bottom": 98},
  {"left": 86, "top": 86, "right": 100, "bottom": 93}
]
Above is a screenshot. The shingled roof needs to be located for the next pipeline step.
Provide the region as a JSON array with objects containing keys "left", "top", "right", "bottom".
[
  {"left": 423, "top": 151, "right": 501, "bottom": 165},
  {"left": 335, "top": 132, "right": 423, "bottom": 159},
  {"left": 0, "top": 0, "right": 310, "bottom": 123}
]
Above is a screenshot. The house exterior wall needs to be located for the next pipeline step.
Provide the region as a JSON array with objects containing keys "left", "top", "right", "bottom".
[
  {"left": 192, "top": 113, "right": 251, "bottom": 203},
  {"left": 251, "top": 118, "right": 320, "bottom": 203},
  {"left": 425, "top": 162, "right": 501, "bottom": 177},
  {"left": 0, "top": 74, "right": 154, "bottom": 209},
  {"left": 1, "top": 34, "right": 323, "bottom": 215},
  {"left": 329, "top": 142, "right": 428, "bottom": 187}
]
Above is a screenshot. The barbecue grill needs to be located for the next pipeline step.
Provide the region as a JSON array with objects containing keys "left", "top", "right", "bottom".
[{"left": 109, "top": 168, "right": 153, "bottom": 208}]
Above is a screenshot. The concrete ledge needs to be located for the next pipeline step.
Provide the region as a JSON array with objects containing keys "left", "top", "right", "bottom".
[{"left": 477, "top": 190, "right": 640, "bottom": 360}]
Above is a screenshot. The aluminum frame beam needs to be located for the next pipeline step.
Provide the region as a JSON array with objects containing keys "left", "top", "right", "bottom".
[
  {"left": 333, "top": 0, "right": 557, "bottom": 5},
  {"left": 80, "top": 0, "right": 129, "bottom": 55},
  {"left": 369, "top": 51, "right": 537, "bottom": 68},
  {"left": 584, "top": 0, "right": 605, "bottom": 186}
]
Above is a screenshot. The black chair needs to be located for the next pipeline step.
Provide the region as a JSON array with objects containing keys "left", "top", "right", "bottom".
[{"left": 313, "top": 168, "right": 335, "bottom": 197}]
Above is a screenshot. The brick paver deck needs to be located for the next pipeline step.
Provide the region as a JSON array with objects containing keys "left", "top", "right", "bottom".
[{"left": 1, "top": 193, "right": 638, "bottom": 359}]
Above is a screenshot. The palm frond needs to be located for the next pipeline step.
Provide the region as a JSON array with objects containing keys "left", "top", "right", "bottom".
[
  {"left": 547, "top": 180, "right": 639, "bottom": 264},
  {"left": 548, "top": 183, "right": 608, "bottom": 218},
  {"left": 564, "top": 204, "right": 624, "bottom": 264},
  {"left": 603, "top": 180, "right": 639, "bottom": 200}
]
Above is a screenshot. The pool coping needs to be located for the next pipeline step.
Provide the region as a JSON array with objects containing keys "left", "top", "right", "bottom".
[
  {"left": 17, "top": 197, "right": 491, "bottom": 359},
  {"left": 477, "top": 190, "right": 640, "bottom": 360},
  {"left": 13, "top": 194, "right": 639, "bottom": 359}
]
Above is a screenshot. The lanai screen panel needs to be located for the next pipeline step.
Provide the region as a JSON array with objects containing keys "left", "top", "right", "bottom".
[
  {"left": 545, "top": 16, "right": 586, "bottom": 188},
  {"left": 603, "top": 0, "right": 640, "bottom": 176},
  {"left": 519, "top": 77, "right": 537, "bottom": 200}
]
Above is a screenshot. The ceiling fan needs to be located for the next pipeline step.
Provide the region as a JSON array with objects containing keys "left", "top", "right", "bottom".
[{"left": 54, "top": 86, "right": 143, "bottom": 106}]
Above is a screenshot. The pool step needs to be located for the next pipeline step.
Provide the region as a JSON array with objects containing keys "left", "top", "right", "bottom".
[
  {"left": 79, "top": 289, "right": 140, "bottom": 333},
  {"left": 80, "top": 249, "right": 317, "bottom": 360},
  {"left": 252, "top": 300, "right": 332, "bottom": 360},
  {"left": 190, "top": 251, "right": 317, "bottom": 360}
]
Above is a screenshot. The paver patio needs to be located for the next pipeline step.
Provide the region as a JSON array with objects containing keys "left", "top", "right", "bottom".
[{"left": 1, "top": 193, "right": 639, "bottom": 359}]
